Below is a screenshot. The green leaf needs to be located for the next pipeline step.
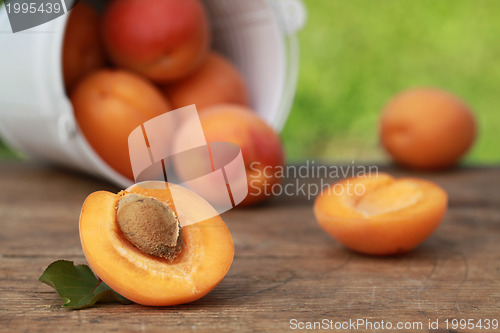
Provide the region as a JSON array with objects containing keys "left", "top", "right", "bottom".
[{"left": 39, "top": 260, "right": 132, "bottom": 309}]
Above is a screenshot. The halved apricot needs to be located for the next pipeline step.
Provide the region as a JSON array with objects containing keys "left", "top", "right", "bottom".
[
  {"left": 314, "top": 173, "right": 448, "bottom": 255},
  {"left": 79, "top": 182, "right": 234, "bottom": 306}
]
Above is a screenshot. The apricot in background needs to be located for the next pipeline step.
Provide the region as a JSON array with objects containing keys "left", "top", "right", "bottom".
[
  {"left": 163, "top": 52, "right": 249, "bottom": 110},
  {"left": 80, "top": 182, "right": 234, "bottom": 306},
  {"left": 62, "top": 2, "right": 106, "bottom": 92},
  {"left": 314, "top": 173, "right": 448, "bottom": 255},
  {"left": 71, "top": 69, "right": 171, "bottom": 180},
  {"left": 198, "top": 104, "right": 284, "bottom": 206},
  {"left": 102, "top": 0, "right": 210, "bottom": 83},
  {"left": 380, "top": 88, "right": 477, "bottom": 170}
]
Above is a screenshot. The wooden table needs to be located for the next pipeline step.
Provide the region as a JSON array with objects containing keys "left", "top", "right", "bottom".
[{"left": 0, "top": 161, "right": 499, "bottom": 332}]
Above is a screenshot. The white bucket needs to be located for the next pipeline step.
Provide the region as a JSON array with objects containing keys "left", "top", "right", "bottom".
[{"left": 0, "top": 0, "right": 305, "bottom": 187}]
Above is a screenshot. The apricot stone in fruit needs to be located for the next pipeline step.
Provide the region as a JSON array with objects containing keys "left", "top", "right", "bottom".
[
  {"left": 79, "top": 183, "right": 234, "bottom": 306},
  {"left": 116, "top": 193, "right": 182, "bottom": 261}
]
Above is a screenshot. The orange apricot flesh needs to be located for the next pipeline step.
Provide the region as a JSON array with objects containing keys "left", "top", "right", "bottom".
[
  {"left": 79, "top": 182, "right": 234, "bottom": 306},
  {"left": 314, "top": 173, "right": 448, "bottom": 255}
]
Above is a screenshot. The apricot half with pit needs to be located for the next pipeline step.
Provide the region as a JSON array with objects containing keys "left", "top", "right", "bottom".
[
  {"left": 79, "top": 182, "right": 234, "bottom": 306},
  {"left": 314, "top": 173, "right": 448, "bottom": 255}
]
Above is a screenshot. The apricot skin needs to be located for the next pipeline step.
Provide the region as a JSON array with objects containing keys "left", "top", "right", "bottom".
[
  {"left": 163, "top": 52, "right": 249, "bottom": 110},
  {"left": 380, "top": 88, "right": 477, "bottom": 170},
  {"left": 314, "top": 173, "right": 448, "bottom": 255},
  {"left": 79, "top": 184, "right": 234, "bottom": 306},
  {"left": 198, "top": 105, "right": 285, "bottom": 206},
  {"left": 62, "top": 2, "right": 106, "bottom": 92},
  {"left": 71, "top": 69, "right": 171, "bottom": 179},
  {"left": 102, "top": 0, "right": 210, "bottom": 83}
]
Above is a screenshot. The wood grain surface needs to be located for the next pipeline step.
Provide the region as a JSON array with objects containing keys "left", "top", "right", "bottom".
[{"left": 0, "top": 161, "right": 499, "bottom": 332}]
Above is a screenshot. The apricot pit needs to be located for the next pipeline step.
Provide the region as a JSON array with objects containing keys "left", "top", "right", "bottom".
[{"left": 116, "top": 193, "right": 182, "bottom": 260}]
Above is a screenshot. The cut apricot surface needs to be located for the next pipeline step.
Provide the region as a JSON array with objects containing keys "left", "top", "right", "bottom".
[
  {"left": 314, "top": 173, "right": 448, "bottom": 255},
  {"left": 79, "top": 182, "right": 234, "bottom": 306}
]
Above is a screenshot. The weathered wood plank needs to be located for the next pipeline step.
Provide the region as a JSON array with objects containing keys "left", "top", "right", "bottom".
[{"left": 0, "top": 161, "right": 499, "bottom": 332}]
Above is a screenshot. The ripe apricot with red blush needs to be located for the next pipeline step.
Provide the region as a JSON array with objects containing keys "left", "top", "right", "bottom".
[
  {"left": 102, "top": 0, "right": 210, "bottom": 83},
  {"left": 172, "top": 104, "right": 284, "bottom": 206}
]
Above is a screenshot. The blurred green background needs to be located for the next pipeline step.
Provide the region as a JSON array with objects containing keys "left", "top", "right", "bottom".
[
  {"left": 282, "top": 0, "right": 500, "bottom": 164},
  {"left": 0, "top": 0, "right": 499, "bottom": 164}
]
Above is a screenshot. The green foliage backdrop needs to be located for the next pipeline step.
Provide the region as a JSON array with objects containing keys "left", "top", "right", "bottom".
[{"left": 282, "top": 0, "right": 500, "bottom": 164}]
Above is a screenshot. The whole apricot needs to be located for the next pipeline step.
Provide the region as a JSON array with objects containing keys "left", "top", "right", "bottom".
[
  {"left": 175, "top": 104, "right": 284, "bottom": 206},
  {"left": 163, "top": 52, "right": 249, "bottom": 110},
  {"left": 71, "top": 69, "right": 171, "bottom": 179},
  {"left": 62, "top": 2, "right": 106, "bottom": 92},
  {"left": 314, "top": 173, "right": 448, "bottom": 255},
  {"left": 80, "top": 182, "right": 234, "bottom": 306},
  {"left": 102, "top": 0, "right": 210, "bottom": 83},
  {"left": 380, "top": 88, "right": 477, "bottom": 170}
]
